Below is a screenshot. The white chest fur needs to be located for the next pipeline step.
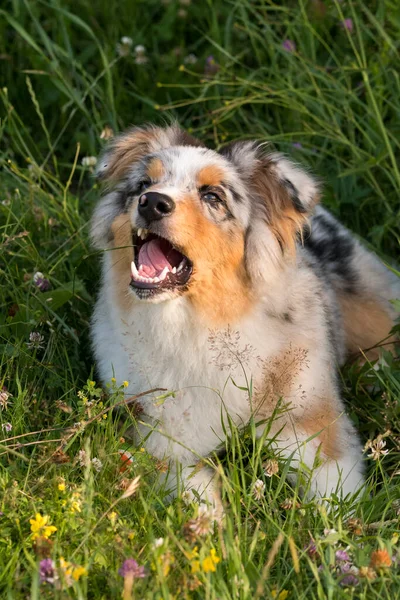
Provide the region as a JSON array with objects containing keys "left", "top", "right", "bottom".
[{"left": 92, "top": 278, "right": 287, "bottom": 465}]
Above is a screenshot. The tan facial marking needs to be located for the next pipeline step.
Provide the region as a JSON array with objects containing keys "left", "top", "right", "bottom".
[
  {"left": 168, "top": 193, "right": 252, "bottom": 324},
  {"left": 197, "top": 165, "right": 225, "bottom": 188},
  {"left": 110, "top": 213, "right": 134, "bottom": 312},
  {"left": 147, "top": 158, "right": 164, "bottom": 181},
  {"left": 338, "top": 295, "right": 397, "bottom": 360}
]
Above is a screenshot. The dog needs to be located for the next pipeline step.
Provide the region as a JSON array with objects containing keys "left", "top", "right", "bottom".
[{"left": 90, "top": 123, "right": 399, "bottom": 506}]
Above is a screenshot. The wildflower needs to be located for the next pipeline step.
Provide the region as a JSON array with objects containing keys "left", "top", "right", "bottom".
[
  {"left": 292, "top": 142, "right": 303, "bottom": 150},
  {"left": 347, "top": 517, "right": 363, "bottom": 535},
  {"left": 369, "top": 549, "right": 391, "bottom": 569},
  {"left": 358, "top": 566, "right": 377, "bottom": 581},
  {"left": 33, "top": 271, "right": 51, "bottom": 292},
  {"left": 364, "top": 435, "right": 389, "bottom": 460},
  {"left": 183, "top": 53, "right": 198, "bottom": 65},
  {"left": 252, "top": 479, "right": 265, "bottom": 501},
  {"left": 77, "top": 390, "right": 89, "bottom": 403},
  {"left": 123, "top": 380, "right": 129, "bottom": 388},
  {"left": 77, "top": 449, "right": 88, "bottom": 467},
  {"left": 185, "top": 505, "right": 217, "bottom": 538},
  {"left": 339, "top": 563, "right": 359, "bottom": 587},
  {"left": 30, "top": 513, "right": 57, "bottom": 540},
  {"left": 72, "top": 565, "right": 88, "bottom": 581},
  {"left": 117, "top": 36, "right": 133, "bottom": 57},
  {"left": 304, "top": 540, "right": 318, "bottom": 559},
  {"left": 202, "top": 548, "right": 220, "bottom": 573},
  {"left": 118, "top": 449, "right": 134, "bottom": 472},
  {"left": 204, "top": 55, "right": 219, "bottom": 77},
  {"left": 81, "top": 156, "right": 97, "bottom": 168},
  {"left": 280, "top": 498, "right": 301, "bottom": 510},
  {"left": 153, "top": 537, "right": 164, "bottom": 549},
  {"left": 271, "top": 590, "right": 289, "bottom": 600},
  {"left": 336, "top": 550, "right": 351, "bottom": 563},
  {"left": 134, "top": 45, "right": 148, "bottom": 65},
  {"left": 187, "top": 546, "right": 200, "bottom": 574},
  {"left": 1, "top": 422, "right": 12, "bottom": 433},
  {"left": 58, "top": 483, "right": 66, "bottom": 492},
  {"left": 341, "top": 18, "right": 353, "bottom": 33},
  {"left": 282, "top": 39, "right": 296, "bottom": 53},
  {"left": 39, "top": 558, "right": 56, "bottom": 584},
  {"left": 264, "top": 458, "right": 279, "bottom": 477},
  {"left": 181, "top": 490, "right": 193, "bottom": 505},
  {"left": 27, "top": 332, "right": 45, "bottom": 350},
  {"left": 119, "top": 559, "right": 146, "bottom": 600},
  {"left": 91, "top": 457, "right": 103, "bottom": 472},
  {"left": 100, "top": 125, "right": 114, "bottom": 140},
  {"left": 108, "top": 511, "right": 118, "bottom": 527}
]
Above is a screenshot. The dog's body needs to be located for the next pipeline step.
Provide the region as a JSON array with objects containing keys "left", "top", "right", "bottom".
[{"left": 91, "top": 125, "right": 399, "bottom": 503}]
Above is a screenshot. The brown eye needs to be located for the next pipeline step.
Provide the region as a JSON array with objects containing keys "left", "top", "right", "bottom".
[
  {"left": 138, "top": 179, "right": 151, "bottom": 193},
  {"left": 202, "top": 191, "right": 221, "bottom": 203}
]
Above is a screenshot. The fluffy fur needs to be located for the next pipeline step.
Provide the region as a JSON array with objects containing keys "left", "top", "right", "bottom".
[{"left": 91, "top": 124, "right": 399, "bottom": 506}]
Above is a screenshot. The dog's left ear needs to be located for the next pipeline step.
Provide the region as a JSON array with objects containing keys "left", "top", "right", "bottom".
[{"left": 220, "top": 141, "right": 320, "bottom": 279}]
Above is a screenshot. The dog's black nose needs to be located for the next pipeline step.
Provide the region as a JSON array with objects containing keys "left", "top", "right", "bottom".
[{"left": 138, "top": 192, "right": 175, "bottom": 222}]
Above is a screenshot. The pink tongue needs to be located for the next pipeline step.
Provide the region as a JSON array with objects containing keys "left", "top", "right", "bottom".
[{"left": 138, "top": 239, "right": 172, "bottom": 278}]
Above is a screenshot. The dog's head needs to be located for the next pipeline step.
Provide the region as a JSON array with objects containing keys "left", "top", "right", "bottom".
[{"left": 91, "top": 124, "right": 320, "bottom": 322}]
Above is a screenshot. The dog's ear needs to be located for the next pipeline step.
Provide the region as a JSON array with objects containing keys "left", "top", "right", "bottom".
[
  {"left": 96, "top": 123, "right": 203, "bottom": 182},
  {"left": 220, "top": 141, "right": 320, "bottom": 282}
]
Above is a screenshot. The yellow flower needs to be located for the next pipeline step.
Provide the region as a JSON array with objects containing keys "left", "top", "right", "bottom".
[
  {"left": 111, "top": 377, "right": 116, "bottom": 383},
  {"left": 191, "top": 560, "right": 200, "bottom": 574},
  {"left": 201, "top": 548, "right": 220, "bottom": 573},
  {"left": 58, "top": 483, "right": 66, "bottom": 492},
  {"left": 271, "top": 591, "right": 289, "bottom": 600},
  {"left": 102, "top": 413, "right": 107, "bottom": 419},
  {"left": 140, "top": 447, "right": 145, "bottom": 453},
  {"left": 108, "top": 511, "right": 118, "bottom": 527},
  {"left": 29, "top": 513, "right": 57, "bottom": 539},
  {"left": 123, "top": 380, "right": 129, "bottom": 388},
  {"left": 72, "top": 566, "right": 88, "bottom": 581}
]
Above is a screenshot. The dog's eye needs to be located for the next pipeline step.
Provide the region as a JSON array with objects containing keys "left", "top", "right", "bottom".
[
  {"left": 138, "top": 179, "right": 151, "bottom": 193},
  {"left": 202, "top": 191, "right": 221, "bottom": 203}
]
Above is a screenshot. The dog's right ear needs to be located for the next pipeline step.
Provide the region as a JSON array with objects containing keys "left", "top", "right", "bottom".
[{"left": 96, "top": 123, "right": 203, "bottom": 183}]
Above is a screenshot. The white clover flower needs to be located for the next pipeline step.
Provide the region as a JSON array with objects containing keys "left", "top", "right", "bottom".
[
  {"left": 134, "top": 44, "right": 146, "bottom": 55},
  {"left": 252, "top": 479, "right": 265, "bottom": 501},
  {"left": 0, "top": 390, "right": 12, "bottom": 411},
  {"left": 77, "top": 449, "right": 88, "bottom": 467},
  {"left": 81, "top": 156, "right": 97, "bottom": 168},
  {"left": 183, "top": 53, "right": 198, "bottom": 65},
  {"left": 153, "top": 537, "right": 164, "bottom": 549},
  {"left": 91, "top": 457, "right": 103, "bottom": 472},
  {"left": 121, "top": 36, "right": 133, "bottom": 46},
  {"left": 264, "top": 458, "right": 279, "bottom": 478},
  {"left": 27, "top": 332, "right": 45, "bottom": 350},
  {"left": 364, "top": 435, "right": 389, "bottom": 461}
]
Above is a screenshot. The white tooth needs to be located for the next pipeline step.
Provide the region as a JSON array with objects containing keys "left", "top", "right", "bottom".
[
  {"left": 142, "top": 229, "right": 148, "bottom": 239},
  {"left": 172, "top": 267, "right": 177, "bottom": 274},
  {"left": 159, "top": 266, "right": 169, "bottom": 281},
  {"left": 131, "top": 261, "right": 139, "bottom": 279},
  {"left": 153, "top": 277, "right": 159, "bottom": 283},
  {"left": 137, "top": 228, "right": 142, "bottom": 238}
]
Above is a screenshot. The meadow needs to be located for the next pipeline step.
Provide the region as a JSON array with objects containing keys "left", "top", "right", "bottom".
[{"left": 1, "top": 0, "right": 400, "bottom": 597}]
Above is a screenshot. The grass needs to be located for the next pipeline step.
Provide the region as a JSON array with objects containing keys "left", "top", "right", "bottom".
[{"left": 1, "top": 0, "right": 400, "bottom": 597}]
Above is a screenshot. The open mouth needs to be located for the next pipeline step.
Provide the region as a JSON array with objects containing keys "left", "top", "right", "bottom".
[{"left": 130, "top": 228, "right": 192, "bottom": 297}]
